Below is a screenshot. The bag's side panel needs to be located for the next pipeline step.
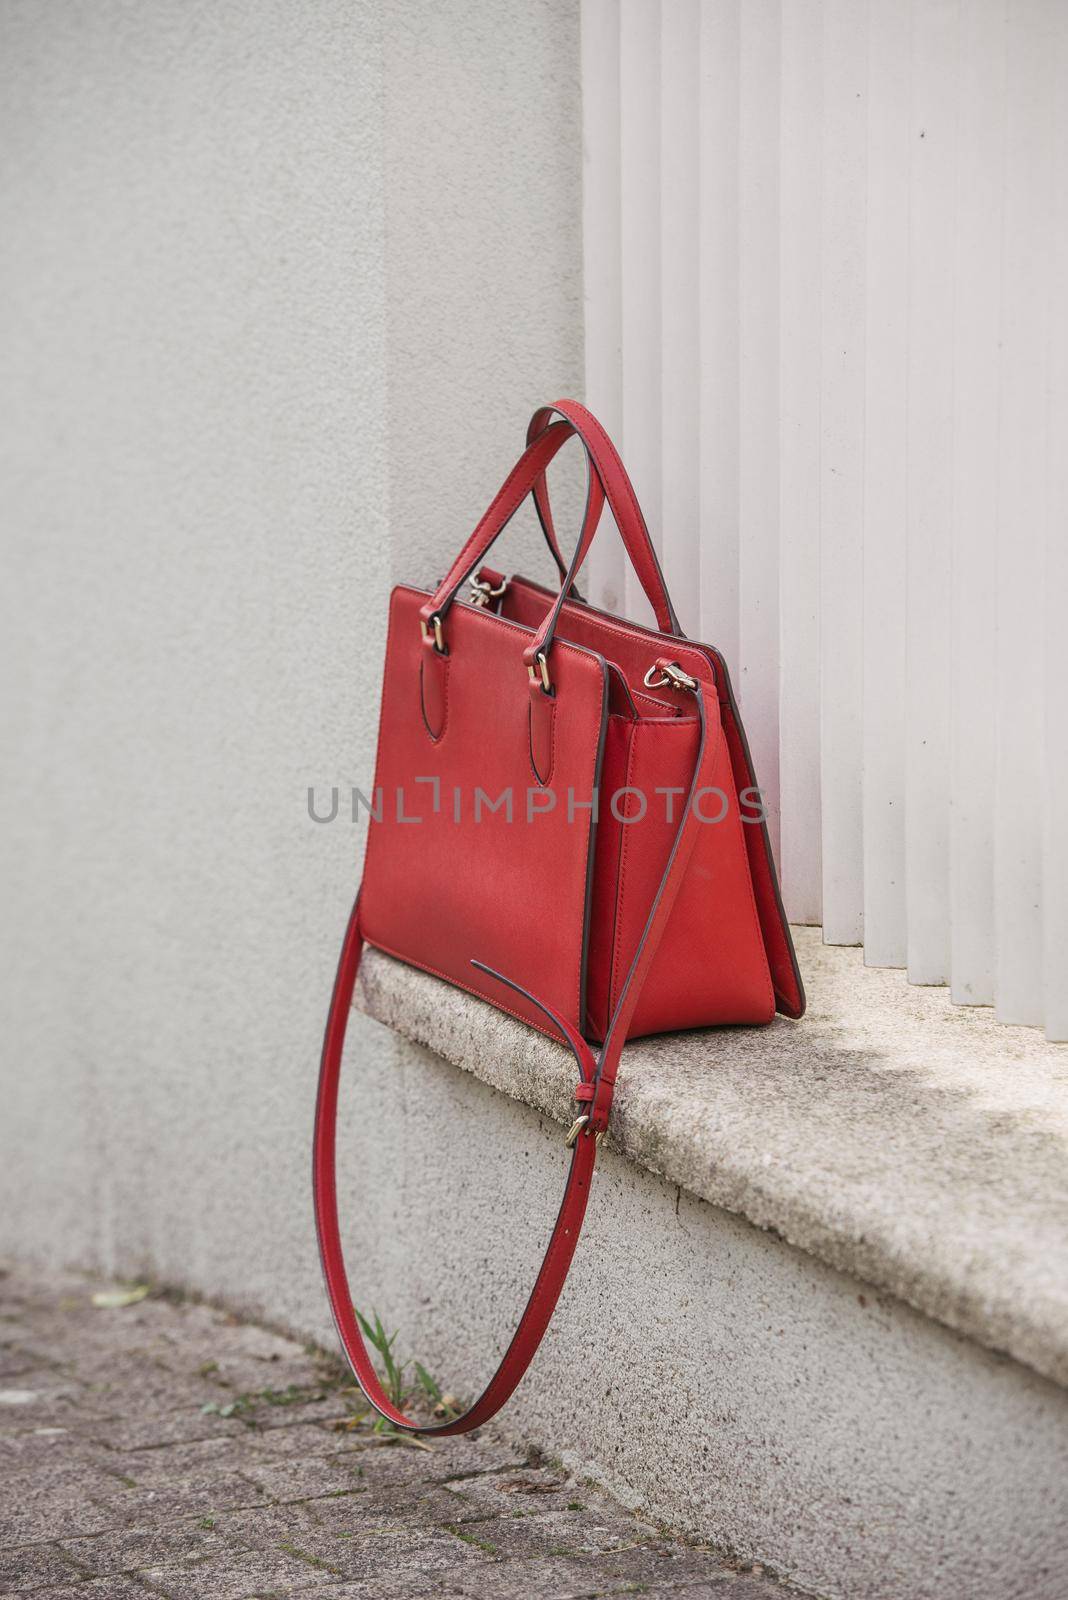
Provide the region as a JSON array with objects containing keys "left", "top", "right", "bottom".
[
  {"left": 500, "top": 576, "right": 805, "bottom": 1020},
  {"left": 584, "top": 713, "right": 633, "bottom": 1041},
  {"left": 360, "top": 586, "right": 608, "bottom": 1040},
  {"left": 702, "top": 648, "right": 806, "bottom": 1019},
  {"left": 606, "top": 714, "right": 776, "bottom": 1038}
]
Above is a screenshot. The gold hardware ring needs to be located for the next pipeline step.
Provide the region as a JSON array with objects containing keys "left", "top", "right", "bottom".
[
  {"left": 420, "top": 614, "right": 446, "bottom": 653},
  {"left": 527, "top": 649, "right": 552, "bottom": 694},
  {"left": 468, "top": 576, "right": 509, "bottom": 608},
  {"left": 565, "top": 1114, "right": 605, "bottom": 1149},
  {"left": 643, "top": 660, "right": 698, "bottom": 693}
]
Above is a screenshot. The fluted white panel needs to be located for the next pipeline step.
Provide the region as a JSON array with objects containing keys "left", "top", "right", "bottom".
[
  {"left": 619, "top": 0, "right": 663, "bottom": 628},
  {"left": 696, "top": 0, "right": 740, "bottom": 668},
  {"left": 738, "top": 0, "right": 783, "bottom": 864},
  {"left": 862, "top": 0, "right": 909, "bottom": 969},
  {"left": 950, "top": 0, "right": 1004, "bottom": 1008},
  {"left": 905, "top": 0, "right": 956, "bottom": 984},
  {"left": 1045, "top": 6, "right": 1068, "bottom": 1039},
  {"left": 996, "top": 0, "right": 1052, "bottom": 1026},
  {"left": 819, "top": 0, "right": 866, "bottom": 946},
  {"left": 579, "top": 0, "right": 625, "bottom": 618},
  {"left": 580, "top": 0, "right": 1068, "bottom": 1036},
  {"left": 660, "top": 0, "right": 701, "bottom": 638},
  {"left": 778, "top": 0, "right": 822, "bottom": 925}
]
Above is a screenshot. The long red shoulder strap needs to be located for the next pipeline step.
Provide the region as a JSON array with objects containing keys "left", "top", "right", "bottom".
[{"left": 313, "top": 673, "right": 712, "bottom": 1435}]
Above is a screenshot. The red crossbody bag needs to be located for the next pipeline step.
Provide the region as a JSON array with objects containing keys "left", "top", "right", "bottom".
[{"left": 315, "top": 401, "right": 804, "bottom": 1434}]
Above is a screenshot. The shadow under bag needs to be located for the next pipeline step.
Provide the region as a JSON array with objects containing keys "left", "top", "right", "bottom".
[{"left": 314, "top": 399, "right": 805, "bottom": 1434}]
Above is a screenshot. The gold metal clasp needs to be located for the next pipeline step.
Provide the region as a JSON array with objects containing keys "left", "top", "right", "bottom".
[
  {"left": 565, "top": 1114, "right": 606, "bottom": 1149},
  {"left": 528, "top": 649, "right": 552, "bottom": 694},
  {"left": 643, "top": 660, "right": 698, "bottom": 693},
  {"left": 468, "top": 575, "right": 508, "bottom": 608},
  {"left": 420, "top": 613, "right": 446, "bottom": 654}
]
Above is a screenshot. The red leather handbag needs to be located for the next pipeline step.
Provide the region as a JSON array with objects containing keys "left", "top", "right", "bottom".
[{"left": 315, "top": 400, "right": 804, "bottom": 1435}]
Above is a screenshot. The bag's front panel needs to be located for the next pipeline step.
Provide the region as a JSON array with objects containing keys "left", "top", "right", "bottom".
[{"left": 360, "top": 587, "right": 609, "bottom": 1039}]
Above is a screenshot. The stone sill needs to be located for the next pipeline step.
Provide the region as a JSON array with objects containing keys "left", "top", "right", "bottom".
[{"left": 355, "top": 927, "right": 1068, "bottom": 1392}]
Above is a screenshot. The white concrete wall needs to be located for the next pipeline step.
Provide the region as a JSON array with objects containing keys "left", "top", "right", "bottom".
[{"left": 0, "top": 0, "right": 583, "bottom": 1333}]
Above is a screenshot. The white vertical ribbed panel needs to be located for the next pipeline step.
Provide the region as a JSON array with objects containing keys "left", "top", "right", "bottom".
[
  {"left": 950, "top": 0, "right": 1004, "bottom": 1006},
  {"left": 696, "top": 0, "right": 740, "bottom": 668},
  {"left": 777, "top": 0, "right": 823, "bottom": 924},
  {"left": 660, "top": 0, "right": 701, "bottom": 638},
  {"left": 619, "top": 0, "right": 662, "bottom": 628},
  {"left": 819, "top": 0, "right": 867, "bottom": 945},
  {"left": 580, "top": 0, "right": 625, "bottom": 617},
  {"left": 581, "top": 0, "right": 1068, "bottom": 1038},
  {"left": 861, "top": 0, "right": 909, "bottom": 968},
  {"left": 905, "top": 0, "right": 956, "bottom": 984},
  {"left": 738, "top": 1, "right": 783, "bottom": 864},
  {"left": 995, "top": 0, "right": 1052, "bottom": 1026},
  {"left": 1045, "top": 5, "right": 1068, "bottom": 1039}
]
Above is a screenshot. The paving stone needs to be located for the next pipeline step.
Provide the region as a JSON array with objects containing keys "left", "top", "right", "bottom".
[
  {"left": 94, "top": 1434, "right": 263, "bottom": 1488},
  {"left": 209, "top": 1498, "right": 330, "bottom": 1547},
  {"left": 0, "top": 1351, "right": 45, "bottom": 1384},
  {"left": 249, "top": 1524, "right": 489, "bottom": 1587},
  {"left": 0, "top": 1578, "right": 151, "bottom": 1600},
  {"left": 0, "top": 1480, "right": 140, "bottom": 1547},
  {"left": 238, "top": 1418, "right": 341, "bottom": 1460},
  {"left": 300, "top": 1481, "right": 475, "bottom": 1533},
  {"left": 57, "top": 1520, "right": 234, "bottom": 1577},
  {"left": 319, "top": 1434, "right": 528, "bottom": 1489},
  {"left": 137, "top": 1543, "right": 367, "bottom": 1597},
  {"left": 79, "top": 1474, "right": 271, "bottom": 1533},
  {"left": 0, "top": 1265, "right": 806, "bottom": 1599},
  {"left": 76, "top": 1368, "right": 218, "bottom": 1416},
  {"left": 441, "top": 1465, "right": 602, "bottom": 1523},
  {"left": 0, "top": 1428, "right": 106, "bottom": 1471},
  {"left": 242, "top": 1416, "right": 355, "bottom": 1455},
  {"left": 234, "top": 1451, "right": 371, "bottom": 1504},
  {"left": 0, "top": 1384, "right": 112, "bottom": 1430},
  {"left": 91, "top": 1407, "right": 256, "bottom": 1453},
  {"left": 327, "top": 1547, "right": 729, "bottom": 1599},
  {"left": 436, "top": 1506, "right": 646, "bottom": 1563},
  {"left": 268, "top": 1583, "right": 445, "bottom": 1600},
  {"left": 244, "top": 1398, "right": 354, "bottom": 1433},
  {"left": 0, "top": 1542, "right": 83, "bottom": 1591},
  {"left": 640, "top": 1583, "right": 800, "bottom": 1599},
  {"left": 0, "top": 1457, "right": 110, "bottom": 1503}
]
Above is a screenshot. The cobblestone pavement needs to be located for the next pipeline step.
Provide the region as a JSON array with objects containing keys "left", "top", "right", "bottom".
[{"left": 0, "top": 1264, "right": 809, "bottom": 1599}]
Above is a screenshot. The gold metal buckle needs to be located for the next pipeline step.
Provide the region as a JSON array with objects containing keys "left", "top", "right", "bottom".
[
  {"left": 643, "top": 660, "right": 698, "bottom": 693},
  {"left": 468, "top": 575, "right": 508, "bottom": 608},
  {"left": 565, "top": 1114, "right": 605, "bottom": 1149},
  {"left": 420, "top": 614, "right": 446, "bottom": 654},
  {"left": 527, "top": 649, "right": 552, "bottom": 694}
]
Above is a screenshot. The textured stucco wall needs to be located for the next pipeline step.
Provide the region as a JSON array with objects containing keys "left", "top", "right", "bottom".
[{"left": 0, "top": 0, "right": 583, "bottom": 1335}]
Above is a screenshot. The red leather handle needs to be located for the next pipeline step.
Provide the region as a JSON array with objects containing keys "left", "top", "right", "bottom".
[
  {"left": 420, "top": 421, "right": 604, "bottom": 638},
  {"left": 421, "top": 403, "right": 682, "bottom": 656},
  {"left": 526, "top": 402, "right": 681, "bottom": 637},
  {"left": 314, "top": 673, "right": 713, "bottom": 1434}
]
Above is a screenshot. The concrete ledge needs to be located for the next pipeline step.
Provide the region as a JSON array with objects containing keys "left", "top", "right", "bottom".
[{"left": 356, "top": 927, "right": 1068, "bottom": 1391}]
